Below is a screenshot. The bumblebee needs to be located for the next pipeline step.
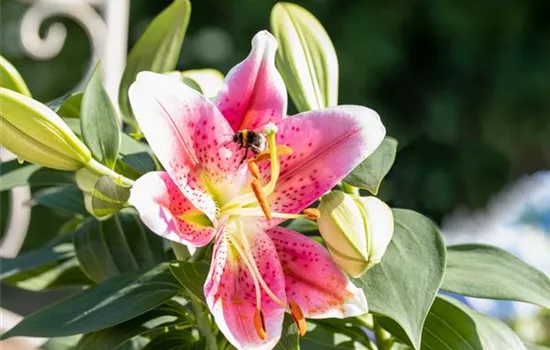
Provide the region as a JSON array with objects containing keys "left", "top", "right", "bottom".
[{"left": 233, "top": 130, "right": 268, "bottom": 165}]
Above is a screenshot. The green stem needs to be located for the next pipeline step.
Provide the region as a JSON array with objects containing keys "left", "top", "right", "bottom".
[
  {"left": 189, "top": 246, "right": 208, "bottom": 263},
  {"left": 340, "top": 182, "right": 360, "bottom": 195},
  {"left": 85, "top": 159, "right": 135, "bottom": 187},
  {"left": 374, "top": 322, "right": 391, "bottom": 350},
  {"left": 171, "top": 242, "right": 190, "bottom": 261},
  {"left": 191, "top": 293, "right": 218, "bottom": 350}
]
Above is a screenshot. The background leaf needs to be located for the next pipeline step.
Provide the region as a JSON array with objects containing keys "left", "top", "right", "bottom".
[
  {"left": 169, "top": 261, "right": 210, "bottom": 303},
  {"left": 0, "top": 55, "right": 32, "bottom": 96},
  {"left": 118, "top": 0, "right": 191, "bottom": 127},
  {"left": 353, "top": 209, "right": 446, "bottom": 349},
  {"left": 441, "top": 244, "right": 550, "bottom": 309},
  {"left": 344, "top": 136, "right": 398, "bottom": 194},
  {"left": 74, "top": 209, "right": 165, "bottom": 282},
  {"left": 1, "top": 263, "right": 181, "bottom": 338},
  {"left": 48, "top": 92, "right": 83, "bottom": 118},
  {"left": 420, "top": 296, "right": 525, "bottom": 350},
  {"left": 32, "top": 186, "right": 87, "bottom": 216},
  {"left": 0, "top": 160, "right": 75, "bottom": 192},
  {"left": 273, "top": 315, "right": 299, "bottom": 350},
  {"left": 270, "top": 2, "right": 338, "bottom": 112},
  {"left": 81, "top": 63, "right": 121, "bottom": 169}
]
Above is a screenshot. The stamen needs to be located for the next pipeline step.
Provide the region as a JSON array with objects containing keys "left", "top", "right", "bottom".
[
  {"left": 289, "top": 300, "right": 307, "bottom": 336},
  {"left": 254, "top": 309, "right": 267, "bottom": 340},
  {"left": 255, "top": 145, "right": 293, "bottom": 163},
  {"left": 228, "top": 233, "right": 262, "bottom": 312},
  {"left": 303, "top": 208, "right": 321, "bottom": 220},
  {"left": 247, "top": 159, "right": 261, "bottom": 180},
  {"left": 251, "top": 180, "right": 272, "bottom": 220}
]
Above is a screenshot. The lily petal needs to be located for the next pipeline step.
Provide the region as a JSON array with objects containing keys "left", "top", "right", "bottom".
[
  {"left": 129, "top": 72, "right": 246, "bottom": 222},
  {"left": 267, "top": 226, "right": 368, "bottom": 318},
  {"left": 216, "top": 31, "right": 287, "bottom": 131},
  {"left": 205, "top": 228, "right": 287, "bottom": 349},
  {"left": 263, "top": 105, "right": 385, "bottom": 219},
  {"left": 129, "top": 172, "right": 216, "bottom": 247}
]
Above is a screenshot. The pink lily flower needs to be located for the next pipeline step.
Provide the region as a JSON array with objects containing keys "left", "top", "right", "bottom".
[{"left": 129, "top": 31, "right": 385, "bottom": 349}]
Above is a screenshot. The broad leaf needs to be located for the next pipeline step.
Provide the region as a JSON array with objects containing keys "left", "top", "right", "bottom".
[
  {"left": 1, "top": 263, "right": 181, "bottom": 338},
  {"left": 74, "top": 209, "right": 165, "bottom": 282},
  {"left": 0, "top": 55, "right": 31, "bottom": 96},
  {"left": 77, "top": 300, "right": 193, "bottom": 350},
  {"left": 0, "top": 234, "right": 74, "bottom": 279},
  {"left": 421, "top": 296, "right": 525, "bottom": 350},
  {"left": 344, "top": 136, "right": 398, "bottom": 194},
  {"left": 353, "top": 209, "right": 446, "bottom": 349},
  {"left": 90, "top": 176, "right": 131, "bottom": 218},
  {"left": 301, "top": 322, "right": 367, "bottom": 350},
  {"left": 119, "top": 0, "right": 191, "bottom": 127},
  {"left": 32, "top": 186, "right": 87, "bottom": 216},
  {"left": 48, "top": 92, "right": 83, "bottom": 118},
  {"left": 274, "top": 315, "right": 299, "bottom": 350},
  {"left": 143, "top": 331, "right": 206, "bottom": 350},
  {"left": 81, "top": 63, "right": 121, "bottom": 169},
  {"left": 442, "top": 244, "right": 550, "bottom": 310},
  {"left": 0, "top": 159, "right": 75, "bottom": 191},
  {"left": 180, "top": 69, "right": 224, "bottom": 99},
  {"left": 169, "top": 261, "right": 210, "bottom": 302},
  {"left": 271, "top": 2, "right": 338, "bottom": 112}
]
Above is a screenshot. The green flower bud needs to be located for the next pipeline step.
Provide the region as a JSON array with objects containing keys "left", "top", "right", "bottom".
[
  {"left": 1, "top": 87, "right": 91, "bottom": 170},
  {"left": 318, "top": 191, "right": 394, "bottom": 277}
]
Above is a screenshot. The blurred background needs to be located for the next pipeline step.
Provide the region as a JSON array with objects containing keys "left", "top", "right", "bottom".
[{"left": 1, "top": 0, "right": 549, "bottom": 346}]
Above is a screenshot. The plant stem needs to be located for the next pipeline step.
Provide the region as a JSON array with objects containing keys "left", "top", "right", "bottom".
[
  {"left": 190, "top": 287, "right": 218, "bottom": 349},
  {"left": 374, "top": 322, "right": 391, "bottom": 350},
  {"left": 340, "top": 182, "right": 360, "bottom": 195},
  {"left": 85, "top": 159, "right": 135, "bottom": 187}
]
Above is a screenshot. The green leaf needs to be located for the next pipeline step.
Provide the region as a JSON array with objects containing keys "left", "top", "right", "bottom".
[
  {"left": 0, "top": 55, "right": 32, "bottom": 96},
  {"left": 0, "top": 159, "right": 75, "bottom": 191},
  {"left": 441, "top": 244, "right": 550, "bottom": 310},
  {"left": 525, "top": 344, "right": 550, "bottom": 350},
  {"left": 301, "top": 322, "right": 367, "bottom": 349},
  {"left": 78, "top": 300, "right": 193, "bottom": 350},
  {"left": 169, "top": 261, "right": 210, "bottom": 303},
  {"left": 1, "top": 263, "right": 181, "bottom": 339},
  {"left": 270, "top": 2, "right": 338, "bottom": 112},
  {"left": 74, "top": 209, "right": 165, "bottom": 282},
  {"left": 284, "top": 218, "right": 318, "bottom": 234},
  {"left": 48, "top": 92, "right": 83, "bottom": 119},
  {"left": 274, "top": 315, "right": 300, "bottom": 350},
  {"left": 42, "top": 335, "right": 82, "bottom": 350},
  {"left": 353, "top": 209, "right": 446, "bottom": 349},
  {"left": 0, "top": 234, "right": 74, "bottom": 279},
  {"left": 90, "top": 176, "right": 131, "bottom": 218},
  {"left": 179, "top": 69, "right": 225, "bottom": 99},
  {"left": 81, "top": 63, "right": 121, "bottom": 169},
  {"left": 344, "top": 137, "right": 398, "bottom": 194},
  {"left": 144, "top": 331, "right": 205, "bottom": 350},
  {"left": 420, "top": 296, "right": 525, "bottom": 350},
  {"left": 32, "top": 186, "right": 87, "bottom": 216},
  {"left": 119, "top": 0, "right": 191, "bottom": 127}
]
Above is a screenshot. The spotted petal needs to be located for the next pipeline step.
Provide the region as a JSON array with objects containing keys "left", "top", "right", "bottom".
[
  {"left": 261, "top": 105, "right": 385, "bottom": 220},
  {"left": 204, "top": 227, "right": 287, "bottom": 350},
  {"left": 216, "top": 31, "right": 287, "bottom": 132},
  {"left": 267, "top": 226, "right": 368, "bottom": 318},
  {"left": 129, "top": 72, "right": 247, "bottom": 222},
  {"left": 129, "top": 172, "right": 216, "bottom": 247}
]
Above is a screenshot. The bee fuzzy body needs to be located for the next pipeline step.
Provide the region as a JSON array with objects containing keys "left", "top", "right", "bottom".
[{"left": 233, "top": 130, "right": 268, "bottom": 165}]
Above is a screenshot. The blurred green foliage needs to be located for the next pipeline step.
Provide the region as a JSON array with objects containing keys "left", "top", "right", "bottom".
[{"left": 1, "top": 0, "right": 549, "bottom": 222}]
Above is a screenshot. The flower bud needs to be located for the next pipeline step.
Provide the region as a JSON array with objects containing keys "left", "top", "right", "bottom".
[
  {"left": 318, "top": 191, "right": 394, "bottom": 277},
  {"left": 0, "top": 87, "right": 91, "bottom": 170}
]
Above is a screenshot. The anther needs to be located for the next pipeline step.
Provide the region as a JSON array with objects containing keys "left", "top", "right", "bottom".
[
  {"left": 289, "top": 300, "right": 307, "bottom": 336},
  {"left": 247, "top": 159, "right": 261, "bottom": 180},
  {"left": 255, "top": 145, "right": 294, "bottom": 163},
  {"left": 303, "top": 208, "right": 321, "bottom": 220},
  {"left": 251, "top": 179, "right": 272, "bottom": 220},
  {"left": 254, "top": 309, "right": 267, "bottom": 340}
]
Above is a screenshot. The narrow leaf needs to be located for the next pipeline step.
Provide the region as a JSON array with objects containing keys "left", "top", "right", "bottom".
[
  {"left": 344, "top": 136, "right": 398, "bottom": 194},
  {"left": 180, "top": 69, "right": 224, "bottom": 99},
  {"left": 81, "top": 63, "right": 121, "bottom": 169},
  {"left": 2, "top": 263, "right": 181, "bottom": 339},
  {"left": 48, "top": 92, "right": 83, "bottom": 119},
  {"left": 442, "top": 244, "right": 550, "bottom": 309},
  {"left": 74, "top": 209, "right": 165, "bottom": 282},
  {"left": 169, "top": 261, "right": 210, "bottom": 303},
  {"left": 0, "top": 159, "right": 75, "bottom": 192},
  {"left": 32, "top": 186, "right": 87, "bottom": 216},
  {"left": 270, "top": 2, "right": 338, "bottom": 112},
  {"left": 118, "top": 0, "right": 191, "bottom": 127},
  {"left": 353, "top": 209, "right": 446, "bottom": 349}
]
